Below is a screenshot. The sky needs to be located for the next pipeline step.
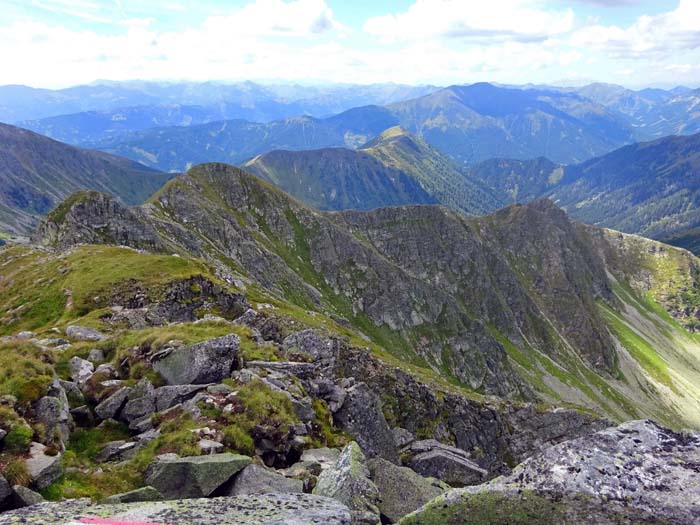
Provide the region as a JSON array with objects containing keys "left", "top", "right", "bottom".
[{"left": 0, "top": 0, "right": 698, "bottom": 89}]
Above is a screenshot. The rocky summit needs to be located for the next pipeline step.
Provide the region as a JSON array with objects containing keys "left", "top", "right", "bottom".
[{"left": 2, "top": 161, "right": 700, "bottom": 524}]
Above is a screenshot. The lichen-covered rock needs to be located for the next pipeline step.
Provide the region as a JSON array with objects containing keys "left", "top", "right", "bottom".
[
  {"left": 68, "top": 356, "right": 94, "bottom": 384},
  {"left": 34, "top": 392, "right": 72, "bottom": 447},
  {"left": 152, "top": 334, "right": 241, "bottom": 385},
  {"left": 25, "top": 442, "right": 62, "bottom": 489},
  {"left": 0, "top": 493, "right": 351, "bottom": 524},
  {"left": 403, "top": 440, "right": 487, "bottom": 487},
  {"left": 313, "top": 442, "right": 381, "bottom": 525},
  {"left": 144, "top": 452, "right": 251, "bottom": 499},
  {"left": 223, "top": 464, "right": 304, "bottom": 496},
  {"left": 368, "top": 457, "right": 447, "bottom": 523},
  {"left": 283, "top": 329, "right": 340, "bottom": 362},
  {"left": 100, "top": 486, "right": 163, "bottom": 504},
  {"left": 301, "top": 447, "right": 340, "bottom": 471},
  {"left": 403, "top": 420, "right": 700, "bottom": 525},
  {"left": 334, "top": 382, "right": 399, "bottom": 464},
  {"left": 65, "top": 325, "right": 106, "bottom": 341}
]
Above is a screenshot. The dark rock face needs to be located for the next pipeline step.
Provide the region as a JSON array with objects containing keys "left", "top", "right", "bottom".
[
  {"left": 144, "top": 453, "right": 252, "bottom": 499},
  {"left": 152, "top": 334, "right": 241, "bottom": 385},
  {"left": 405, "top": 420, "right": 700, "bottom": 525},
  {"left": 333, "top": 382, "right": 399, "bottom": 464}
]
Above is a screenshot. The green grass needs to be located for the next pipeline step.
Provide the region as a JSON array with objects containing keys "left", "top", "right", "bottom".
[
  {"left": 0, "top": 245, "right": 219, "bottom": 335},
  {"left": 600, "top": 303, "right": 676, "bottom": 391},
  {"left": 0, "top": 339, "right": 53, "bottom": 405}
]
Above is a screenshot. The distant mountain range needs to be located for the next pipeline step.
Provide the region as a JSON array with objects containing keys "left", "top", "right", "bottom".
[
  {"left": 3, "top": 81, "right": 438, "bottom": 125},
  {"left": 0, "top": 122, "right": 172, "bottom": 235},
  {"left": 83, "top": 83, "right": 642, "bottom": 170}
]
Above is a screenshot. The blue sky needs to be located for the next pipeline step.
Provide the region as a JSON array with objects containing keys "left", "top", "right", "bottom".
[{"left": 0, "top": 0, "right": 697, "bottom": 88}]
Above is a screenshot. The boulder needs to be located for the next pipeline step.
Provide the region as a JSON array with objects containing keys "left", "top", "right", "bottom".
[
  {"left": 96, "top": 440, "right": 137, "bottom": 463},
  {"left": 283, "top": 329, "right": 340, "bottom": 362},
  {"left": 301, "top": 447, "right": 340, "bottom": 471},
  {"left": 100, "top": 486, "right": 163, "bottom": 504},
  {"left": 25, "top": 442, "right": 62, "bottom": 489},
  {"left": 368, "top": 457, "right": 447, "bottom": 523},
  {"left": 155, "top": 384, "right": 208, "bottom": 411},
  {"left": 121, "top": 378, "right": 156, "bottom": 423},
  {"left": 94, "top": 386, "right": 131, "bottom": 420},
  {"left": 34, "top": 394, "right": 72, "bottom": 446},
  {"left": 87, "top": 348, "right": 106, "bottom": 363},
  {"left": 313, "top": 442, "right": 381, "bottom": 525},
  {"left": 403, "top": 439, "right": 487, "bottom": 486},
  {"left": 145, "top": 452, "right": 251, "bottom": 499},
  {"left": 402, "top": 420, "right": 700, "bottom": 525},
  {"left": 0, "top": 475, "right": 11, "bottom": 506},
  {"left": 65, "top": 325, "right": 106, "bottom": 341},
  {"left": 223, "top": 464, "right": 304, "bottom": 496},
  {"left": 199, "top": 439, "right": 224, "bottom": 455},
  {"left": 11, "top": 485, "right": 44, "bottom": 508},
  {"left": 68, "top": 356, "right": 94, "bottom": 385},
  {"left": 152, "top": 334, "right": 241, "bottom": 385},
  {"left": 334, "top": 382, "right": 399, "bottom": 464},
  {"left": 0, "top": 493, "right": 351, "bottom": 524}
]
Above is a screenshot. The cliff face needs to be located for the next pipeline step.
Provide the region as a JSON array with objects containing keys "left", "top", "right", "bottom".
[{"left": 34, "top": 162, "right": 700, "bottom": 428}]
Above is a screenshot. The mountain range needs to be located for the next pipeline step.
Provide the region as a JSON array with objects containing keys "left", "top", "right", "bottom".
[
  {"left": 31, "top": 162, "right": 700, "bottom": 429},
  {"left": 0, "top": 122, "right": 172, "bottom": 235}
]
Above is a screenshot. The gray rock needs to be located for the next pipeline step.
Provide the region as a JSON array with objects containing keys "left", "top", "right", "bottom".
[
  {"left": 95, "top": 387, "right": 131, "bottom": 420},
  {"left": 368, "top": 457, "right": 447, "bottom": 523},
  {"left": 100, "top": 486, "right": 163, "bottom": 504},
  {"left": 0, "top": 493, "right": 351, "bottom": 524},
  {"left": 283, "top": 330, "right": 340, "bottom": 362},
  {"left": 16, "top": 331, "right": 35, "bottom": 339},
  {"left": 313, "top": 442, "right": 381, "bottom": 525},
  {"left": 334, "top": 382, "right": 399, "bottom": 464},
  {"left": 87, "top": 348, "right": 106, "bottom": 363},
  {"left": 66, "top": 325, "right": 106, "bottom": 341},
  {"left": 145, "top": 452, "right": 252, "bottom": 499},
  {"left": 34, "top": 395, "right": 72, "bottom": 446},
  {"left": 59, "top": 379, "right": 85, "bottom": 406},
  {"left": 96, "top": 440, "right": 137, "bottom": 463},
  {"left": 155, "top": 384, "right": 208, "bottom": 412},
  {"left": 11, "top": 485, "right": 44, "bottom": 508},
  {"left": 0, "top": 475, "right": 11, "bottom": 505},
  {"left": 404, "top": 439, "right": 487, "bottom": 486},
  {"left": 463, "top": 420, "right": 700, "bottom": 524},
  {"left": 153, "top": 334, "right": 241, "bottom": 385},
  {"left": 301, "top": 447, "right": 340, "bottom": 471},
  {"left": 95, "top": 363, "right": 117, "bottom": 377},
  {"left": 392, "top": 427, "right": 415, "bottom": 448},
  {"left": 0, "top": 428, "right": 6, "bottom": 442},
  {"left": 25, "top": 442, "right": 62, "bottom": 489},
  {"left": 121, "top": 378, "right": 156, "bottom": 423},
  {"left": 224, "top": 464, "right": 304, "bottom": 496},
  {"left": 68, "top": 356, "right": 94, "bottom": 385},
  {"left": 199, "top": 439, "right": 224, "bottom": 455}
]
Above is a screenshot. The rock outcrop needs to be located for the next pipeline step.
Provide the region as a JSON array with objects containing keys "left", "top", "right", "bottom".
[
  {"left": 402, "top": 420, "right": 700, "bottom": 524},
  {"left": 144, "top": 453, "right": 252, "bottom": 499},
  {"left": 152, "top": 334, "right": 241, "bottom": 385}
]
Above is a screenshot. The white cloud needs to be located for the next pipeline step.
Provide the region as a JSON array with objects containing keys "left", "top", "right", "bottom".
[
  {"left": 0, "top": 0, "right": 699, "bottom": 88},
  {"left": 204, "top": 0, "right": 346, "bottom": 38},
  {"left": 570, "top": 0, "right": 700, "bottom": 58},
  {"left": 363, "top": 0, "right": 575, "bottom": 43}
]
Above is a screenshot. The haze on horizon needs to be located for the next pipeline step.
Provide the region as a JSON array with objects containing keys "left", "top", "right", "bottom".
[{"left": 0, "top": 0, "right": 699, "bottom": 90}]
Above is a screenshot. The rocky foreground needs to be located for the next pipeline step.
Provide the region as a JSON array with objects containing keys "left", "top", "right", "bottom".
[{"left": 1, "top": 419, "right": 699, "bottom": 524}]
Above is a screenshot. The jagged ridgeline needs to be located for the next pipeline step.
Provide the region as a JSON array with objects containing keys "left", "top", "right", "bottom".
[{"left": 21, "top": 162, "right": 700, "bottom": 429}]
